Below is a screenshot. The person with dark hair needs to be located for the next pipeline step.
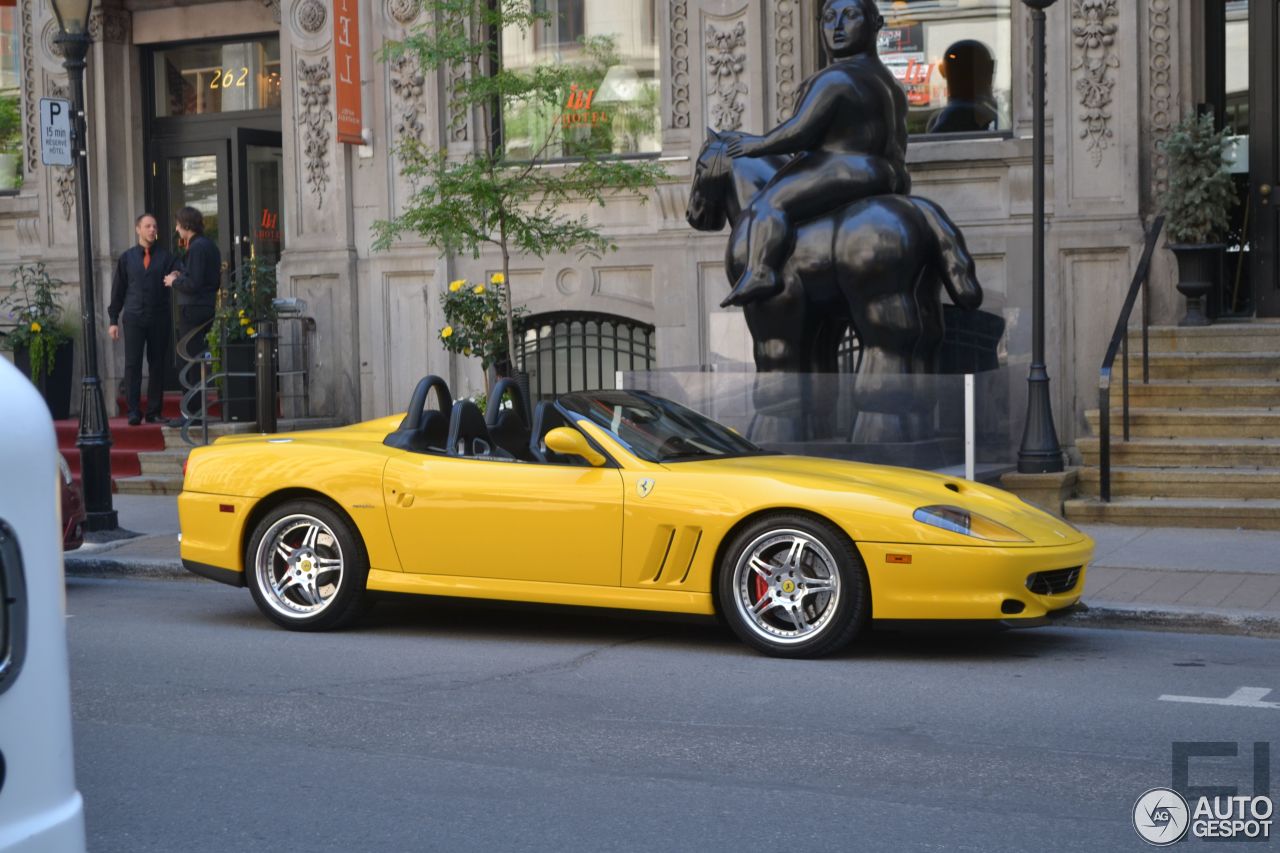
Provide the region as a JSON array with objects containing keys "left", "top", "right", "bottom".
[
  {"left": 108, "top": 213, "right": 181, "bottom": 426},
  {"left": 164, "top": 206, "right": 222, "bottom": 426},
  {"left": 715, "top": 0, "right": 909, "bottom": 306},
  {"left": 927, "top": 40, "right": 999, "bottom": 134}
]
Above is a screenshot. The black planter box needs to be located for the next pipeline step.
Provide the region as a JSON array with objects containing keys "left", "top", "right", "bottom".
[
  {"left": 14, "top": 339, "right": 75, "bottom": 420},
  {"left": 221, "top": 342, "right": 257, "bottom": 422}
]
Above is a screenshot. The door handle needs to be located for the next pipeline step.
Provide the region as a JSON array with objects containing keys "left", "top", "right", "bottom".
[{"left": 1261, "top": 183, "right": 1272, "bottom": 205}]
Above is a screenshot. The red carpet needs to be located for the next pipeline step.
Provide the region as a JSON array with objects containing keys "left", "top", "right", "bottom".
[{"left": 55, "top": 392, "right": 181, "bottom": 489}]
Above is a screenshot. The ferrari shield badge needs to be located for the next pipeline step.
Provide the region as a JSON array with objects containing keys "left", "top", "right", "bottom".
[{"left": 637, "top": 478, "right": 655, "bottom": 498}]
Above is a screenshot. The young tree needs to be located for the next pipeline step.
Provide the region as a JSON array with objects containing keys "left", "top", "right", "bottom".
[{"left": 373, "top": 0, "right": 667, "bottom": 370}]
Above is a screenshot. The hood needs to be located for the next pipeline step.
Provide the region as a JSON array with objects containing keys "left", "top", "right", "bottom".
[{"left": 671, "top": 454, "right": 1087, "bottom": 546}]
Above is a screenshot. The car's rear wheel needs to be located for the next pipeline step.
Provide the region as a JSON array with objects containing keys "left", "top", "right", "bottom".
[
  {"left": 717, "top": 514, "right": 869, "bottom": 658},
  {"left": 245, "top": 500, "right": 369, "bottom": 631}
]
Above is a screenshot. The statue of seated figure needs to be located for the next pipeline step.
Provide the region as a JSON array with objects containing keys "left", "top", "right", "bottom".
[{"left": 718, "top": 0, "right": 910, "bottom": 308}]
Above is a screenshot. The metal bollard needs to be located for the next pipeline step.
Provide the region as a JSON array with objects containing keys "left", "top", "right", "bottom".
[{"left": 255, "top": 320, "right": 277, "bottom": 434}]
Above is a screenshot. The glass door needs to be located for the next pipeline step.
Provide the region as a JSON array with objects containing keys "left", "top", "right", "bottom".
[
  {"left": 1252, "top": 0, "right": 1278, "bottom": 315},
  {"left": 233, "top": 129, "right": 284, "bottom": 271},
  {"left": 152, "top": 140, "right": 232, "bottom": 388}
]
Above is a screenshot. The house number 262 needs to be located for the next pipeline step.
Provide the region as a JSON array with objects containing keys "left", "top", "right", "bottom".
[{"left": 210, "top": 67, "right": 250, "bottom": 89}]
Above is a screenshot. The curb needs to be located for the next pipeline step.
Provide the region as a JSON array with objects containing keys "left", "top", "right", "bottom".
[
  {"left": 1064, "top": 601, "right": 1280, "bottom": 640},
  {"left": 64, "top": 555, "right": 191, "bottom": 581}
]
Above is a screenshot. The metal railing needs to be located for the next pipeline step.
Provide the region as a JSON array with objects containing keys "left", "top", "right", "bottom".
[
  {"left": 1097, "top": 215, "right": 1165, "bottom": 502},
  {"left": 173, "top": 300, "right": 315, "bottom": 446}
]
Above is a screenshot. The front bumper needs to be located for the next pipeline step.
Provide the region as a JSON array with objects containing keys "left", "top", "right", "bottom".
[{"left": 857, "top": 538, "right": 1094, "bottom": 621}]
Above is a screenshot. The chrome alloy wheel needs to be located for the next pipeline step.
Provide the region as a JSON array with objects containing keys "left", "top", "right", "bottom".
[
  {"left": 731, "top": 528, "right": 841, "bottom": 646},
  {"left": 253, "top": 513, "right": 346, "bottom": 619}
]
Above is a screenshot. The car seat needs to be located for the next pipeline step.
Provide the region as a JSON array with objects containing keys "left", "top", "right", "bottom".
[
  {"left": 383, "top": 375, "right": 452, "bottom": 453},
  {"left": 486, "top": 378, "right": 534, "bottom": 461},
  {"left": 447, "top": 400, "right": 510, "bottom": 458}
]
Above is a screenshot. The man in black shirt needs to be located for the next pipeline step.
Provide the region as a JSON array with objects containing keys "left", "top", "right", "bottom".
[
  {"left": 165, "top": 206, "right": 222, "bottom": 426},
  {"left": 108, "top": 213, "right": 180, "bottom": 426}
]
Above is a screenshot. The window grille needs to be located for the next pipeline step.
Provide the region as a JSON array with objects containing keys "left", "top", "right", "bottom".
[{"left": 516, "top": 312, "right": 655, "bottom": 399}]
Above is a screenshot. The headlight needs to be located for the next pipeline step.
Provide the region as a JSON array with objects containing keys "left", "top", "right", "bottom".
[
  {"left": 913, "top": 505, "right": 1030, "bottom": 542},
  {"left": 57, "top": 454, "right": 73, "bottom": 486}
]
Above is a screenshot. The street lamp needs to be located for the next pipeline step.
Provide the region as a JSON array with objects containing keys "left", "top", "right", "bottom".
[
  {"left": 1016, "top": 0, "right": 1064, "bottom": 474},
  {"left": 52, "top": 0, "right": 117, "bottom": 530}
]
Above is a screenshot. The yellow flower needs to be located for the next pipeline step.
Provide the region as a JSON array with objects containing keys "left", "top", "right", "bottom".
[
  {"left": 463, "top": 347, "right": 472, "bottom": 356},
  {"left": 246, "top": 326, "right": 256, "bottom": 336},
  {"left": 29, "top": 321, "right": 41, "bottom": 333},
  {"left": 441, "top": 325, "right": 454, "bottom": 339},
  {"left": 490, "top": 272, "right": 505, "bottom": 285},
  {"left": 449, "top": 279, "right": 465, "bottom": 292},
  {"left": 240, "top": 317, "right": 250, "bottom": 326},
  {"left": 473, "top": 284, "right": 486, "bottom": 295},
  {"left": 238, "top": 309, "right": 246, "bottom": 318}
]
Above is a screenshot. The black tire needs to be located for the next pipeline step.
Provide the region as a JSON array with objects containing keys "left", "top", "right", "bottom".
[
  {"left": 716, "top": 513, "right": 869, "bottom": 658},
  {"left": 244, "top": 499, "right": 370, "bottom": 631}
]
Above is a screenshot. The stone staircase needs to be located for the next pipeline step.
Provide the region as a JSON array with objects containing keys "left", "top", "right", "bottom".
[{"left": 1065, "top": 321, "right": 1280, "bottom": 529}]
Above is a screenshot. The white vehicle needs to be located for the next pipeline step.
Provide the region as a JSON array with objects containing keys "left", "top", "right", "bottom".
[{"left": 0, "top": 358, "right": 86, "bottom": 852}]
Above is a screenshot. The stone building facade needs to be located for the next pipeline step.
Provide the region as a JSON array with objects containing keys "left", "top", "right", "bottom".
[{"left": 0, "top": 0, "right": 1268, "bottom": 460}]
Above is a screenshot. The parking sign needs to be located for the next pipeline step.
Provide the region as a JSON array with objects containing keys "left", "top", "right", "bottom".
[{"left": 40, "top": 98, "right": 73, "bottom": 167}]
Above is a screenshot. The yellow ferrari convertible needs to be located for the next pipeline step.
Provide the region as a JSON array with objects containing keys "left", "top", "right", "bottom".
[{"left": 178, "top": 375, "right": 1093, "bottom": 658}]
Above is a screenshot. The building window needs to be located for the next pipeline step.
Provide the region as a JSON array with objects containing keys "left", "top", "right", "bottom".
[
  {"left": 517, "top": 311, "right": 656, "bottom": 399},
  {"left": 151, "top": 38, "right": 282, "bottom": 118},
  {"left": 501, "top": 0, "right": 661, "bottom": 159},
  {"left": 875, "top": 1, "right": 1011, "bottom": 136},
  {"left": 0, "top": 1, "right": 21, "bottom": 191}
]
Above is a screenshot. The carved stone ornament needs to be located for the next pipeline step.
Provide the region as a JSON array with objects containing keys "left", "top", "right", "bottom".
[
  {"left": 388, "top": 0, "right": 420, "bottom": 25},
  {"left": 447, "top": 63, "right": 468, "bottom": 143},
  {"left": 1148, "top": 0, "right": 1172, "bottom": 197},
  {"left": 22, "top": 0, "right": 37, "bottom": 173},
  {"left": 1071, "top": 0, "right": 1119, "bottom": 166},
  {"left": 262, "top": 0, "right": 283, "bottom": 24},
  {"left": 669, "top": 0, "right": 690, "bottom": 129},
  {"left": 48, "top": 82, "right": 75, "bottom": 222},
  {"left": 774, "top": 0, "right": 798, "bottom": 122},
  {"left": 41, "top": 19, "right": 65, "bottom": 64},
  {"left": 390, "top": 53, "right": 426, "bottom": 145},
  {"left": 89, "top": 8, "right": 131, "bottom": 44},
  {"left": 705, "top": 21, "right": 747, "bottom": 131},
  {"left": 296, "top": 0, "right": 327, "bottom": 34},
  {"left": 297, "top": 57, "right": 333, "bottom": 206}
]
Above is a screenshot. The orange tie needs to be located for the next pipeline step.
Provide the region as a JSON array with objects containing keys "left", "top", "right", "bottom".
[{"left": 143, "top": 246, "right": 151, "bottom": 269}]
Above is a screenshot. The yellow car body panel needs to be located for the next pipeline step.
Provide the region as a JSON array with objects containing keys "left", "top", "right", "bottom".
[{"left": 178, "top": 409, "right": 1093, "bottom": 623}]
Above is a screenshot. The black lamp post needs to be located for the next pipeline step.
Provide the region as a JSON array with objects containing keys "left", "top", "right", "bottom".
[
  {"left": 53, "top": 0, "right": 117, "bottom": 530},
  {"left": 1016, "top": 0, "right": 1064, "bottom": 474}
]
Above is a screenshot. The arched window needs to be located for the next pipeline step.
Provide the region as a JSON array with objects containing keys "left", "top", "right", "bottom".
[{"left": 517, "top": 312, "right": 656, "bottom": 399}]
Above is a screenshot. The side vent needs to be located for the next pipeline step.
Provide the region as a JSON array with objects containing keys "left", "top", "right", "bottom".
[{"left": 644, "top": 526, "right": 704, "bottom": 585}]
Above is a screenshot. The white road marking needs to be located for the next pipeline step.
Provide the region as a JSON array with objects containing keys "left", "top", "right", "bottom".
[{"left": 1159, "top": 686, "right": 1280, "bottom": 709}]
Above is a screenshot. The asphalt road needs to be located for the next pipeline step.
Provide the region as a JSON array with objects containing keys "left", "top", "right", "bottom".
[{"left": 67, "top": 577, "right": 1279, "bottom": 853}]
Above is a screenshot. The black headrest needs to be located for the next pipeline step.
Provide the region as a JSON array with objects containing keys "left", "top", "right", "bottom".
[
  {"left": 398, "top": 375, "right": 452, "bottom": 430},
  {"left": 486, "top": 378, "right": 530, "bottom": 428},
  {"left": 448, "top": 400, "right": 507, "bottom": 458}
]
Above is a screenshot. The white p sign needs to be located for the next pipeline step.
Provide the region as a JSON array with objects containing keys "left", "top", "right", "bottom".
[{"left": 40, "top": 98, "right": 73, "bottom": 167}]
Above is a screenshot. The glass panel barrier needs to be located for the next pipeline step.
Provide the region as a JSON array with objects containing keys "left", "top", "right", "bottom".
[{"left": 618, "top": 366, "right": 1016, "bottom": 476}]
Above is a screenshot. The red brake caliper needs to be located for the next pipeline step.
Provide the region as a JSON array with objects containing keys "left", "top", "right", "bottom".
[{"left": 753, "top": 570, "right": 769, "bottom": 605}]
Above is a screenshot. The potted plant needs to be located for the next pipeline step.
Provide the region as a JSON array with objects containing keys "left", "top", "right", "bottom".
[
  {"left": 1160, "top": 112, "right": 1237, "bottom": 326},
  {"left": 206, "top": 253, "right": 277, "bottom": 421},
  {"left": 0, "top": 95, "right": 22, "bottom": 191},
  {"left": 437, "top": 274, "right": 528, "bottom": 395},
  {"left": 1, "top": 263, "right": 75, "bottom": 418}
]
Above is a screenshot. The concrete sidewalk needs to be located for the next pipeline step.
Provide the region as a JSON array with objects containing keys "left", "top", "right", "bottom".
[{"left": 65, "top": 494, "right": 1280, "bottom": 638}]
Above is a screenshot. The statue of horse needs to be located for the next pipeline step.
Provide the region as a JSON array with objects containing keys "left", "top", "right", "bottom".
[{"left": 687, "top": 129, "right": 983, "bottom": 380}]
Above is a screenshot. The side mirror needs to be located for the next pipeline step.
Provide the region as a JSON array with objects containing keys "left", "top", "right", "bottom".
[{"left": 544, "top": 427, "right": 607, "bottom": 467}]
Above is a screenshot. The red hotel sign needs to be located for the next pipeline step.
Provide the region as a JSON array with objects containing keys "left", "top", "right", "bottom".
[{"left": 334, "top": 0, "right": 362, "bottom": 144}]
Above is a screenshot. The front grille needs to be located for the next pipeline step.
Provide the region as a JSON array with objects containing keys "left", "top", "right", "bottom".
[{"left": 1026, "top": 566, "right": 1082, "bottom": 595}]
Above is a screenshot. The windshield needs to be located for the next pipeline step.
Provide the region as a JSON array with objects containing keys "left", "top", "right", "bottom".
[{"left": 557, "top": 390, "right": 768, "bottom": 463}]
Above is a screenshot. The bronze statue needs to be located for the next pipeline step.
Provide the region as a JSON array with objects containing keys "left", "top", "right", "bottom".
[
  {"left": 685, "top": 0, "right": 985, "bottom": 441},
  {"left": 716, "top": 0, "right": 910, "bottom": 307}
]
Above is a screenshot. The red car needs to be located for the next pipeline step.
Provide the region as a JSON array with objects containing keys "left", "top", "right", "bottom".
[{"left": 58, "top": 454, "right": 86, "bottom": 551}]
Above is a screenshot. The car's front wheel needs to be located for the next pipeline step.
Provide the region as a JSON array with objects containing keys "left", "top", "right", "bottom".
[
  {"left": 717, "top": 514, "right": 869, "bottom": 658},
  {"left": 245, "top": 500, "right": 369, "bottom": 631}
]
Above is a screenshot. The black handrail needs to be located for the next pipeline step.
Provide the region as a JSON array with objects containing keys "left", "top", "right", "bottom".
[{"left": 1097, "top": 215, "right": 1164, "bottom": 502}]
